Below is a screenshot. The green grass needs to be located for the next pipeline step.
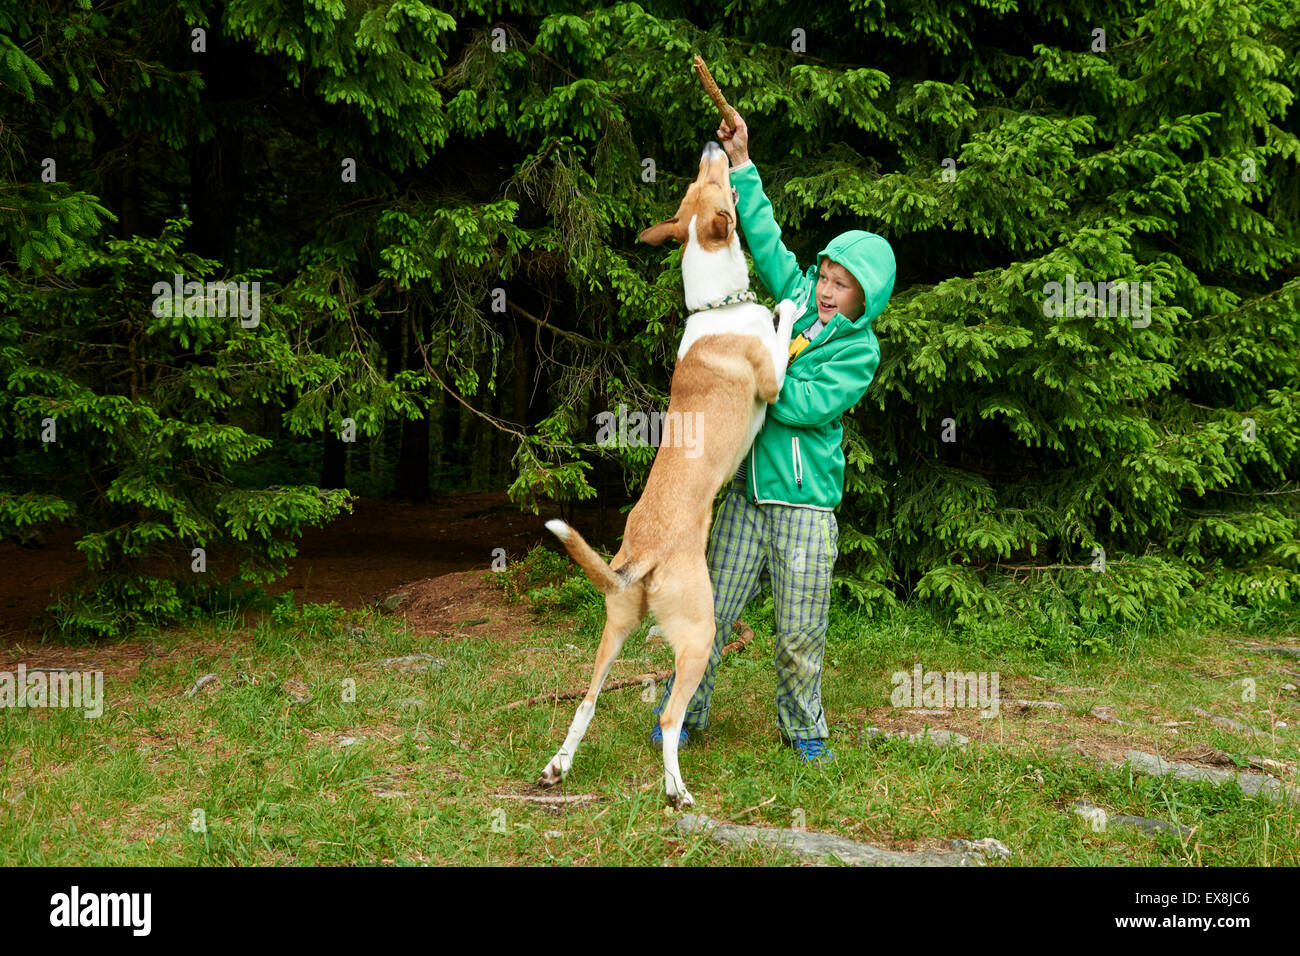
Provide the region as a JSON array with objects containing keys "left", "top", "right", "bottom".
[{"left": 1, "top": 552, "right": 1297, "bottom": 866}]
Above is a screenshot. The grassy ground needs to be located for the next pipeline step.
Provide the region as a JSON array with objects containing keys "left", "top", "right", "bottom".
[{"left": 2, "top": 550, "right": 1297, "bottom": 866}]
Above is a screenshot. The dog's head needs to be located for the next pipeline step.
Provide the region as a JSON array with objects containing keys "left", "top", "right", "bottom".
[{"left": 638, "top": 142, "right": 740, "bottom": 250}]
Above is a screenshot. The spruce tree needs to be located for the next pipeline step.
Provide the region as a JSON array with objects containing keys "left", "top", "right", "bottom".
[{"left": 1, "top": 0, "right": 1296, "bottom": 641}]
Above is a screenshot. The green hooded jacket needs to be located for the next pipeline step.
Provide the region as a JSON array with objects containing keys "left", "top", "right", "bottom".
[{"left": 729, "top": 159, "right": 897, "bottom": 510}]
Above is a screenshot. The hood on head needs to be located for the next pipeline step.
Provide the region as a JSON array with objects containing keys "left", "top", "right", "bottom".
[{"left": 816, "top": 231, "right": 896, "bottom": 323}]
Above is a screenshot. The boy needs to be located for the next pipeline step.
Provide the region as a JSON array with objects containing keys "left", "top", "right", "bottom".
[{"left": 651, "top": 112, "right": 897, "bottom": 761}]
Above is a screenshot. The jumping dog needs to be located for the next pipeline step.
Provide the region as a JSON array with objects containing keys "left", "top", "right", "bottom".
[{"left": 539, "top": 141, "right": 797, "bottom": 807}]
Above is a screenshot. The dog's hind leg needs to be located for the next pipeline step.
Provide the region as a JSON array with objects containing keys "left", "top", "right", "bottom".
[
  {"left": 538, "top": 586, "right": 645, "bottom": 787},
  {"left": 656, "top": 621, "right": 712, "bottom": 809},
  {"left": 652, "top": 564, "right": 715, "bottom": 808}
]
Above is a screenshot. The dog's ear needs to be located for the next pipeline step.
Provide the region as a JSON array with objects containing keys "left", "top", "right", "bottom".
[
  {"left": 703, "top": 208, "right": 733, "bottom": 243},
  {"left": 638, "top": 218, "right": 680, "bottom": 245}
]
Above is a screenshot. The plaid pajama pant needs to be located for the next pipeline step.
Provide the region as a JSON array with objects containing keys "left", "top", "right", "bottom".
[{"left": 652, "top": 475, "right": 840, "bottom": 741}]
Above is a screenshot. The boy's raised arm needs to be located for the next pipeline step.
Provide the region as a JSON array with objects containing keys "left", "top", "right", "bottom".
[{"left": 719, "top": 115, "right": 806, "bottom": 305}]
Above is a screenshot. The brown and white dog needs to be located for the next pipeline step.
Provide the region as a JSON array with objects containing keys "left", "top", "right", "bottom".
[{"left": 539, "top": 141, "right": 797, "bottom": 807}]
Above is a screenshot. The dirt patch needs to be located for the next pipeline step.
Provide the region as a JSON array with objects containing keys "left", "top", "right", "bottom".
[
  {"left": 380, "top": 569, "right": 545, "bottom": 643},
  {"left": 0, "top": 634, "right": 255, "bottom": 688},
  {"left": 276, "top": 495, "right": 575, "bottom": 611},
  {"left": 0, "top": 492, "right": 622, "bottom": 642},
  {"left": 0, "top": 521, "right": 87, "bottom": 643},
  {"left": 0, "top": 564, "right": 565, "bottom": 715}
]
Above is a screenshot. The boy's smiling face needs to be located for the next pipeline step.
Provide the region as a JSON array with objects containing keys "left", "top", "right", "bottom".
[{"left": 816, "top": 258, "right": 865, "bottom": 321}]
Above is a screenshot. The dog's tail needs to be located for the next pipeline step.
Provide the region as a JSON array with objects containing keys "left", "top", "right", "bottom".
[{"left": 545, "top": 519, "right": 646, "bottom": 596}]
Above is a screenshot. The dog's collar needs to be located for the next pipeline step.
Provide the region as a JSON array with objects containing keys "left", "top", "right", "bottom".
[{"left": 688, "top": 290, "right": 758, "bottom": 314}]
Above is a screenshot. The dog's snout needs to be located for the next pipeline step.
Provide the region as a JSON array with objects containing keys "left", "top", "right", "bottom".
[{"left": 702, "top": 141, "right": 723, "bottom": 157}]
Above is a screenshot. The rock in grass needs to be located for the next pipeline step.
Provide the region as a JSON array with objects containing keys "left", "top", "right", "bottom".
[
  {"left": 1122, "top": 750, "right": 1300, "bottom": 804},
  {"left": 1074, "top": 802, "right": 1109, "bottom": 831},
  {"left": 377, "top": 592, "right": 410, "bottom": 614},
  {"left": 860, "top": 726, "right": 970, "bottom": 749},
  {"left": 1245, "top": 645, "right": 1300, "bottom": 659},
  {"left": 1073, "top": 799, "right": 1192, "bottom": 837},
  {"left": 675, "top": 814, "right": 999, "bottom": 867},
  {"left": 375, "top": 654, "right": 446, "bottom": 673},
  {"left": 947, "top": 837, "right": 1012, "bottom": 858},
  {"left": 1189, "top": 705, "right": 1277, "bottom": 741}
]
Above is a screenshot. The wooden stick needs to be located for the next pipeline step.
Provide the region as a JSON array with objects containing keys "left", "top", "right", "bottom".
[
  {"left": 693, "top": 54, "right": 737, "bottom": 132},
  {"left": 493, "top": 620, "right": 754, "bottom": 711},
  {"left": 492, "top": 793, "right": 601, "bottom": 805},
  {"left": 735, "top": 794, "right": 778, "bottom": 817}
]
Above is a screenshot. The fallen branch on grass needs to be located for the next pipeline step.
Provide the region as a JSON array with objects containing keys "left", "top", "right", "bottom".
[
  {"left": 735, "top": 794, "right": 778, "bottom": 817},
  {"left": 1198, "top": 750, "right": 1296, "bottom": 775},
  {"left": 182, "top": 673, "right": 219, "bottom": 698},
  {"left": 492, "top": 620, "right": 754, "bottom": 712},
  {"left": 1005, "top": 698, "right": 1065, "bottom": 710},
  {"left": 492, "top": 793, "right": 601, "bottom": 805}
]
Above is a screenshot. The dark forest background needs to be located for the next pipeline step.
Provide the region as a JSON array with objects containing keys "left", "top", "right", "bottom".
[{"left": 1, "top": 0, "right": 1297, "bottom": 641}]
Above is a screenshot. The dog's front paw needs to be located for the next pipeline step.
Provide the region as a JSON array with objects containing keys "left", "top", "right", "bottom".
[{"left": 775, "top": 298, "right": 800, "bottom": 327}]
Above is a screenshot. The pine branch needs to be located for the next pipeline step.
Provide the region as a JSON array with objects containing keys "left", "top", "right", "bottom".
[
  {"left": 408, "top": 312, "right": 530, "bottom": 442},
  {"left": 508, "top": 300, "right": 615, "bottom": 351}
]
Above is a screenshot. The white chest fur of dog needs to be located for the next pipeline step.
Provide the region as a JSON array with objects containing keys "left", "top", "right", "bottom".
[
  {"left": 676, "top": 293, "right": 796, "bottom": 478},
  {"left": 537, "top": 141, "right": 797, "bottom": 809}
]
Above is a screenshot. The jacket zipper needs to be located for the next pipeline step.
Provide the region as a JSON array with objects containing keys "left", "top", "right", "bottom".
[
  {"left": 750, "top": 311, "right": 853, "bottom": 504},
  {"left": 749, "top": 445, "right": 758, "bottom": 502}
]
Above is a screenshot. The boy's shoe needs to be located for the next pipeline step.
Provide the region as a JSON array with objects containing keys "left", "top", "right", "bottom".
[
  {"left": 790, "top": 738, "right": 834, "bottom": 763},
  {"left": 649, "top": 721, "right": 691, "bottom": 749}
]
